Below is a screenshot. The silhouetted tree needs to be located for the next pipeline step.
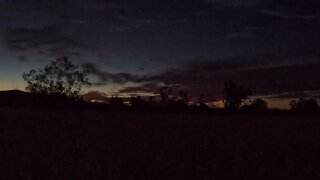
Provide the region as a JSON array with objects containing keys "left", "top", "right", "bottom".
[
  {"left": 109, "top": 96, "right": 125, "bottom": 108},
  {"left": 170, "top": 90, "right": 189, "bottom": 111},
  {"left": 290, "top": 98, "right": 319, "bottom": 113},
  {"left": 148, "top": 96, "right": 156, "bottom": 106},
  {"left": 23, "top": 57, "right": 90, "bottom": 98},
  {"left": 222, "top": 80, "right": 251, "bottom": 111},
  {"left": 159, "top": 86, "right": 171, "bottom": 103},
  {"left": 178, "top": 90, "right": 188, "bottom": 102}
]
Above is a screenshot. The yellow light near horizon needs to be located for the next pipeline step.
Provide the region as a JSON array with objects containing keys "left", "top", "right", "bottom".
[
  {"left": 208, "top": 98, "right": 292, "bottom": 110},
  {"left": 208, "top": 100, "right": 224, "bottom": 109},
  {"left": 0, "top": 82, "right": 23, "bottom": 91},
  {"left": 266, "top": 99, "right": 293, "bottom": 110}
]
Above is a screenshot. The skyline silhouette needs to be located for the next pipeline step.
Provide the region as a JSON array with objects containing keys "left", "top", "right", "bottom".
[
  {"left": 0, "top": 56, "right": 319, "bottom": 109},
  {"left": 1, "top": 57, "right": 319, "bottom": 112}
]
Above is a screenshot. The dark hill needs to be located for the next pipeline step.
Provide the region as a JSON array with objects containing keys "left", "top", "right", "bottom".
[
  {"left": 0, "top": 90, "right": 81, "bottom": 108},
  {"left": 0, "top": 90, "right": 35, "bottom": 107},
  {"left": 0, "top": 90, "right": 29, "bottom": 97}
]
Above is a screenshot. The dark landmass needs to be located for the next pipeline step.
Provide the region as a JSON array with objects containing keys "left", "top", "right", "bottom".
[
  {"left": 0, "top": 90, "right": 319, "bottom": 179},
  {"left": 0, "top": 108, "right": 320, "bottom": 179}
]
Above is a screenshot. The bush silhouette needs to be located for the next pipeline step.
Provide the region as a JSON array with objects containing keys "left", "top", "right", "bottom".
[
  {"left": 242, "top": 98, "right": 268, "bottom": 112},
  {"left": 108, "top": 96, "right": 126, "bottom": 109},
  {"left": 158, "top": 87, "right": 190, "bottom": 111},
  {"left": 290, "top": 98, "right": 319, "bottom": 113},
  {"left": 130, "top": 96, "right": 148, "bottom": 109},
  {"left": 159, "top": 86, "right": 171, "bottom": 104},
  {"left": 23, "top": 57, "right": 90, "bottom": 98}
]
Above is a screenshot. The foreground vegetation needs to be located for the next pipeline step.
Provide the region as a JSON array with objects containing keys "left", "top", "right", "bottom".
[{"left": 1, "top": 108, "right": 320, "bottom": 179}]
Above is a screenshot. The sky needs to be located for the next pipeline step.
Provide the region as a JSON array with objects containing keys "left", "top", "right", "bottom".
[{"left": 0, "top": 0, "right": 320, "bottom": 108}]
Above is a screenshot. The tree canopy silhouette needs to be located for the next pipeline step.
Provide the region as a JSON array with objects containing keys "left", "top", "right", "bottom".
[
  {"left": 222, "top": 80, "right": 251, "bottom": 111},
  {"left": 23, "top": 57, "right": 90, "bottom": 98}
]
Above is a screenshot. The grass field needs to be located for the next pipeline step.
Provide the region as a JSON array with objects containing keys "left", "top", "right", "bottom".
[{"left": 1, "top": 108, "right": 320, "bottom": 179}]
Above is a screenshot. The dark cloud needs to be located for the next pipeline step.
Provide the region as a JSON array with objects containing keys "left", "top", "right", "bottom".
[
  {"left": 82, "top": 62, "right": 151, "bottom": 84},
  {"left": 1, "top": 0, "right": 81, "bottom": 15},
  {"left": 137, "top": 66, "right": 145, "bottom": 72},
  {"left": 262, "top": 91, "right": 320, "bottom": 99},
  {"left": 17, "top": 55, "right": 27, "bottom": 62},
  {"left": 82, "top": 54, "right": 320, "bottom": 97},
  {"left": 118, "top": 82, "right": 163, "bottom": 94},
  {"left": 169, "top": 54, "right": 319, "bottom": 73},
  {"left": 108, "top": 55, "right": 320, "bottom": 97},
  {"left": 226, "top": 32, "right": 254, "bottom": 38},
  {"left": 261, "top": 10, "right": 320, "bottom": 19},
  {"left": 4, "top": 25, "right": 91, "bottom": 58},
  {"left": 206, "top": 0, "right": 262, "bottom": 7},
  {"left": 154, "top": 62, "right": 320, "bottom": 97},
  {"left": 80, "top": 1, "right": 126, "bottom": 10},
  {"left": 206, "top": 0, "right": 320, "bottom": 12}
]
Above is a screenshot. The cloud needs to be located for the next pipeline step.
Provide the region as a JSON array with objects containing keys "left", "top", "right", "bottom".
[
  {"left": 17, "top": 55, "right": 27, "bottom": 62},
  {"left": 118, "top": 82, "right": 164, "bottom": 94},
  {"left": 152, "top": 61, "right": 320, "bottom": 97},
  {"left": 80, "top": 0, "right": 130, "bottom": 11},
  {"left": 226, "top": 32, "right": 254, "bottom": 38},
  {"left": 82, "top": 63, "right": 151, "bottom": 85},
  {"left": 170, "top": 54, "right": 319, "bottom": 73},
  {"left": 260, "top": 91, "right": 320, "bottom": 99},
  {"left": 1, "top": 0, "right": 82, "bottom": 19},
  {"left": 82, "top": 55, "right": 320, "bottom": 98},
  {"left": 261, "top": 10, "right": 319, "bottom": 19},
  {"left": 4, "top": 25, "right": 91, "bottom": 58},
  {"left": 125, "top": 56, "right": 320, "bottom": 97},
  {"left": 206, "top": 0, "right": 262, "bottom": 7}
]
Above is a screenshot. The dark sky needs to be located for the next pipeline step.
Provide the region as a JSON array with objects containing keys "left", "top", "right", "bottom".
[{"left": 0, "top": 0, "right": 320, "bottom": 101}]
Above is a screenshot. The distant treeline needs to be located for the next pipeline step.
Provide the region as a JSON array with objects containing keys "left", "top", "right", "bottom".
[
  {"left": 0, "top": 89, "right": 319, "bottom": 114},
  {"left": 1, "top": 57, "right": 318, "bottom": 114}
]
